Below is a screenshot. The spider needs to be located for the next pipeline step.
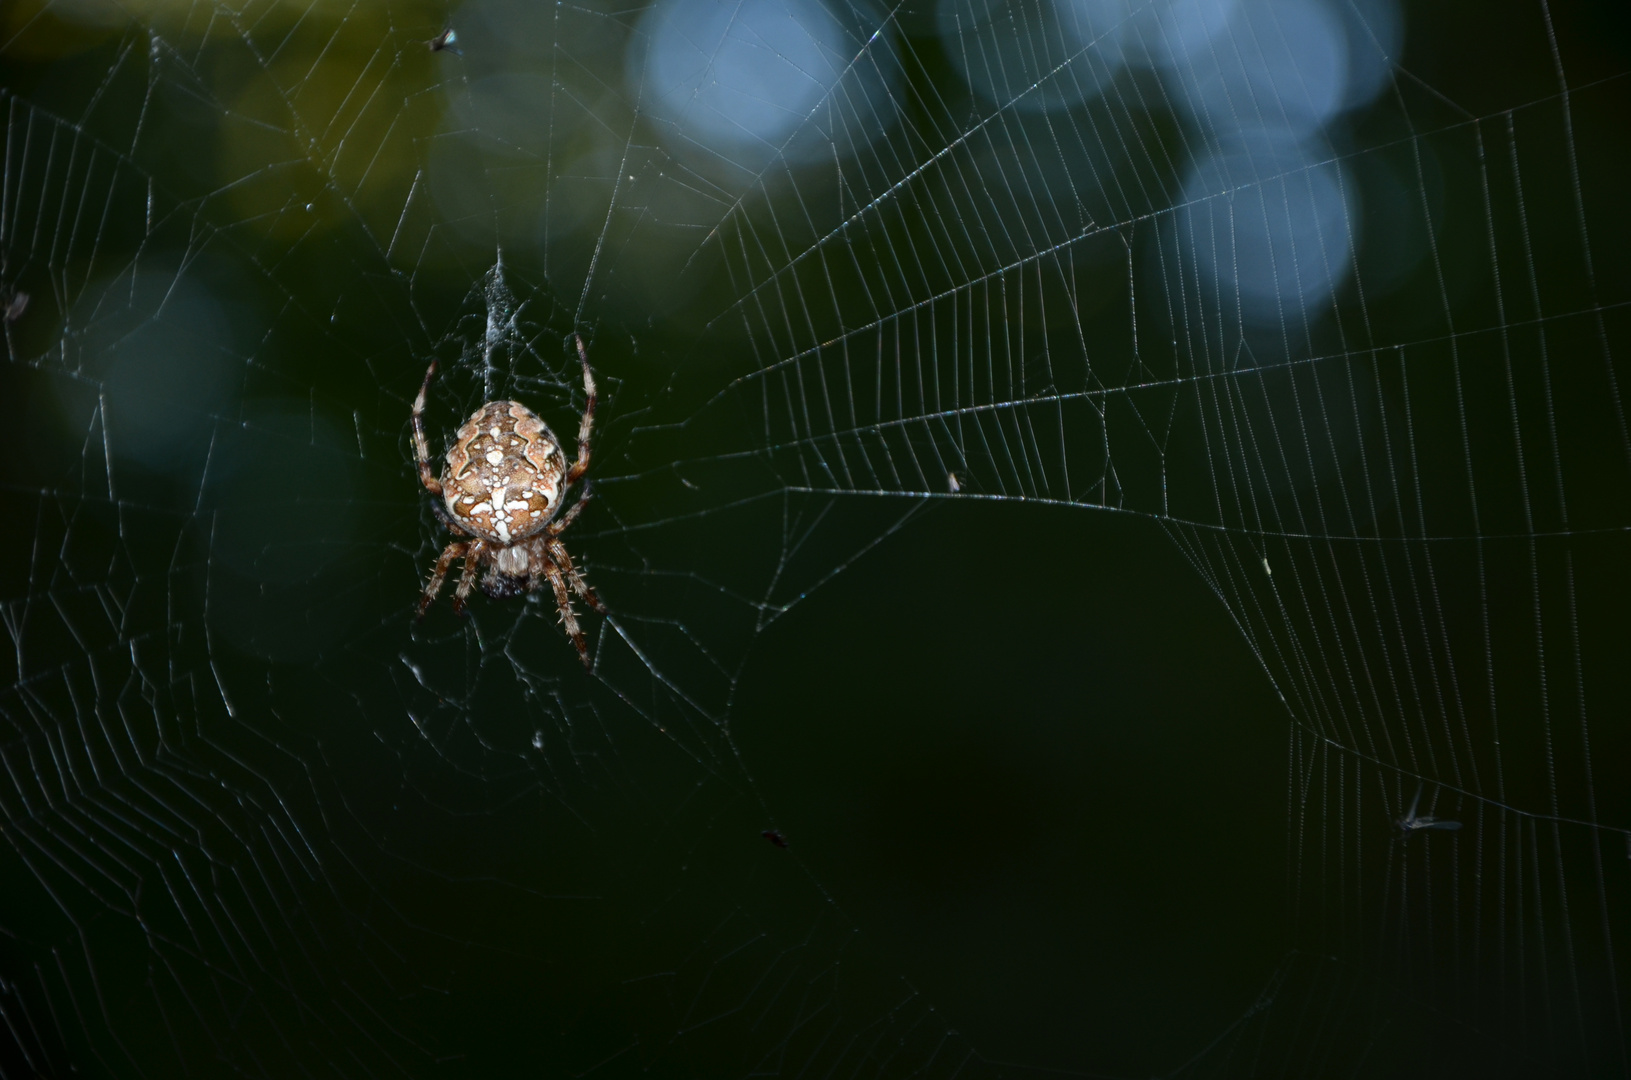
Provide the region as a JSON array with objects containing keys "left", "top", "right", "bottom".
[{"left": 413, "top": 333, "right": 605, "bottom": 667}]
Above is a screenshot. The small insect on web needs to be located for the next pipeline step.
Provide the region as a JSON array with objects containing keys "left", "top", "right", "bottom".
[
  {"left": 412, "top": 332, "right": 606, "bottom": 668},
  {"left": 1395, "top": 784, "right": 1462, "bottom": 836}
]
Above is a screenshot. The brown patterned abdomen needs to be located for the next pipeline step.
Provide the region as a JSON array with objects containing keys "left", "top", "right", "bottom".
[{"left": 440, "top": 401, "right": 566, "bottom": 544}]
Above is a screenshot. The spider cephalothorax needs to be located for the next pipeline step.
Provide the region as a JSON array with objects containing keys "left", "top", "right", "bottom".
[{"left": 413, "top": 334, "right": 605, "bottom": 667}]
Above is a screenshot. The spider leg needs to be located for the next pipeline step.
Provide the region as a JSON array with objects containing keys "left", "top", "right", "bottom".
[
  {"left": 548, "top": 536, "right": 605, "bottom": 614},
  {"left": 449, "top": 540, "right": 486, "bottom": 615},
  {"left": 413, "top": 359, "right": 443, "bottom": 496},
  {"left": 430, "top": 495, "right": 467, "bottom": 535},
  {"left": 540, "top": 558, "right": 591, "bottom": 668},
  {"left": 544, "top": 481, "right": 592, "bottom": 538},
  {"left": 417, "top": 539, "right": 469, "bottom": 618},
  {"left": 564, "top": 334, "right": 595, "bottom": 487}
]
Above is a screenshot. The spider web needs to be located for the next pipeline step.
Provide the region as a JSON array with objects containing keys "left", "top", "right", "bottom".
[{"left": 0, "top": 0, "right": 1627, "bottom": 1075}]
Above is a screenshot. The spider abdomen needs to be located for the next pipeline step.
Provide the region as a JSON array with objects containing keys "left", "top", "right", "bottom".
[{"left": 441, "top": 400, "right": 566, "bottom": 544}]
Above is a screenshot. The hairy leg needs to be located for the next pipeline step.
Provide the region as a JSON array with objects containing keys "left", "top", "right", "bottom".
[
  {"left": 450, "top": 540, "right": 484, "bottom": 615},
  {"left": 565, "top": 335, "right": 595, "bottom": 486},
  {"left": 541, "top": 560, "right": 590, "bottom": 668},
  {"left": 548, "top": 537, "right": 605, "bottom": 613},
  {"left": 417, "top": 539, "right": 468, "bottom": 617},
  {"left": 429, "top": 497, "right": 464, "bottom": 534},
  {"left": 413, "top": 359, "right": 443, "bottom": 496},
  {"left": 544, "top": 482, "right": 592, "bottom": 539}
]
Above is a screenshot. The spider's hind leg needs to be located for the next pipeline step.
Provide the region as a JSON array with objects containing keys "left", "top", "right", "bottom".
[
  {"left": 565, "top": 334, "right": 595, "bottom": 487},
  {"left": 412, "top": 359, "right": 443, "bottom": 496},
  {"left": 544, "top": 482, "right": 592, "bottom": 539}
]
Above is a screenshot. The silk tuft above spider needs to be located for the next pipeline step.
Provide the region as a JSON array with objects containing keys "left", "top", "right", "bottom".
[{"left": 413, "top": 333, "right": 606, "bottom": 667}]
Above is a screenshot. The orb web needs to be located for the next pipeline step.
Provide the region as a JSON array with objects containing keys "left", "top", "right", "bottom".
[{"left": 0, "top": 0, "right": 1627, "bottom": 1075}]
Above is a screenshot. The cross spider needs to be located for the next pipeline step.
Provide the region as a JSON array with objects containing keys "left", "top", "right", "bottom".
[{"left": 413, "top": 333, "right": 605, "bottom": 667}]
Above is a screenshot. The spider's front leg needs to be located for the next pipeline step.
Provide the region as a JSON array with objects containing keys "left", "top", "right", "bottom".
[
  {"left": 548, "top": 537, "right": 605, "bottom": 614},
  {"left": 541, "top": 560, "right": 592, "bottom": 668},
  {"left": 450, "top": 540, "right": 485, "bottom": 615},
  {"left": 418, "top": 539, "right": 469, "bottom": 618}
]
